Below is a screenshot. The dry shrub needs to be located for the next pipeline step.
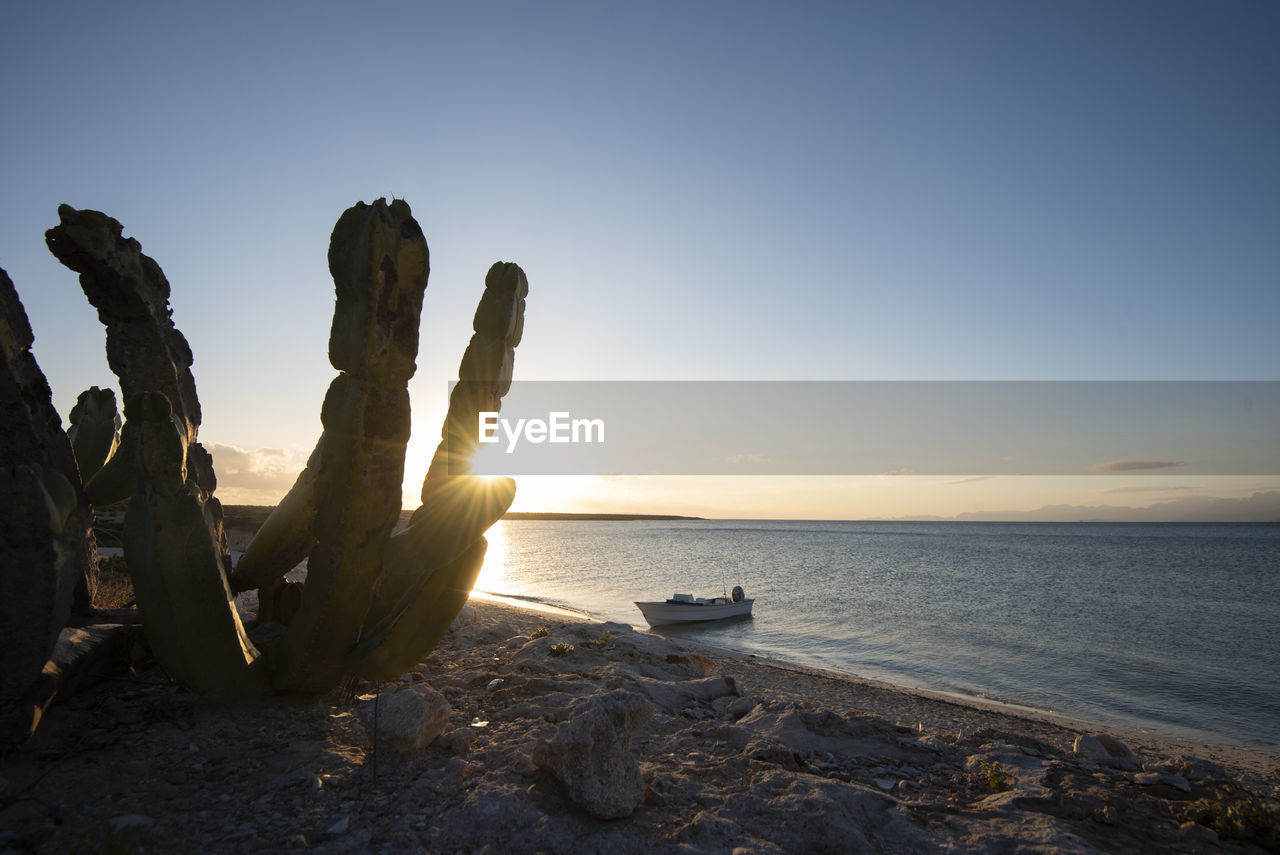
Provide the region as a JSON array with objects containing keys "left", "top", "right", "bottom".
[{"left": 89, "top": 554, "right": 135, "bottom": 609}]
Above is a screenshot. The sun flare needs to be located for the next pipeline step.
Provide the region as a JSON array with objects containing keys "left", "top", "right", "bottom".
[{"left": 472, "top": 519, "right": 508, "bottom": 593}]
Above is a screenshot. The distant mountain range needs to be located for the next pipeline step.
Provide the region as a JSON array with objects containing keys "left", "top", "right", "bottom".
[{"left": 901, "top": 490, "right": 1280, "bottom": 523}]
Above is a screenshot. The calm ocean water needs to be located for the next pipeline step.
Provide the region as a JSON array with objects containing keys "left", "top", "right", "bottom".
[{"left": 475, "top": 520, "right": 1280, "bottom": 751}]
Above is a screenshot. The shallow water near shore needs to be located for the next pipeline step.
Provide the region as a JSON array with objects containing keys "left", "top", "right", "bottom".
[{"left": 477, "top": 519, "right": 1280, "bottom": 752}]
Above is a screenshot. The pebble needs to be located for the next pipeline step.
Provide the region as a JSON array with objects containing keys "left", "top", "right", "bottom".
[{"left": 326, "top": 815, "right": 350, "bottom": 835}]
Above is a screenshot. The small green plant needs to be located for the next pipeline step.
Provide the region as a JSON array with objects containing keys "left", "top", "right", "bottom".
[
  {"left": 584, "top": 629, "right": 617, "bottom": 649},
  {"left": 530, "top": 625, "right": 549, "bottom": 639},
  {"left": 547, "top": 642, "right": 574, "bottom": 658},
  {"left": 977, "top": 759, "right": 1013, "bottom": 792},
  {"left": 59, "top": 812, "right": 143, "bottom": 855},
  {"left": 1186, "top": 796, "right": 1280, "bottom": 849}
]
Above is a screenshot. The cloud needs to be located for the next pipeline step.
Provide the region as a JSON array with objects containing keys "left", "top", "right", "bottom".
[
  {"left": 205, "top": 442, "right": 304, "bottom": 501},
  {"left": 1100, "top": 485, "right": 1199, "bottom": 495},
  {"left": 947, "top": 476, "right": 995, "bottom": 486},
  {"left": 882, "top": 469, "right": 916, "bottom": 476},
  {"left": 1088, "top": 459, "right": 1184, "bottom": 473}
]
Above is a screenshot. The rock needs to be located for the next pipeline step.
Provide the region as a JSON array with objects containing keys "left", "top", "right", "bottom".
[
  {"left": 6, "top": 623, "right": 139, "bottom": 750},
  {"left": 1180, "top": 821, "right": 1219, "bottom": 844},
  {"left": 711, "top": 769, "right": 933, "bottom": 852},
  {"left": 632, "top": 675, "right": 740, "bottom": 715},
  {"left": 1073, "top": 733, "right": 1137, "bottom": 768},
  {"left": 357, "top": 684, "right": 451, "bottom": 752},
  {"left": 533, "top": 689, "right": 653, "bottom": 819},
  {"left": 450, "top": 604, "right": 478, "bottom": 631},
  {"left": 916, "top": 734, "right": 949, "bottom": 752},
  {"left": 1094, "top": 733, "right": 1133, "bottom": 760},
  {"left": 1133, "top": 771, "right": 1191, "bottom": 792},
  {"left": 736, "top": 705, "right": 908, "bottom": 761},
  {"left": 1072, "top": 734, "right": 1109, "bottom": 762},
  {"left": 1173, "top": 754, "right": 1231, "bottom": 782}
]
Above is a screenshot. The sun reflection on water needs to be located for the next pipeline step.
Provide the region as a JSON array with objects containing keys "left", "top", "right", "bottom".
[{"left": 472, "top": 520, "right": 508, "bottom": 593}]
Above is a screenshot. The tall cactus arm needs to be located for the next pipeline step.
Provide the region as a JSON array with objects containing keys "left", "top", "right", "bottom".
[
  {"left": 269, "top": 200, "right": 429, "bottom": 693},
  {"left": 84, "top": 391, "right": 186, "bottom": 505},
  {"left": 0, "top": 464, "right": 81, "bottom": 741},
  {"left": 349, "top": 262, "right": 526, "bottom": 679},
  {"left": 46, "top": 206, "right": 229, "bottom": 567},
  {"left": 348, "top": 478, "right": 513, "bottom": 680},
  {"left": 44, "top": 207, "right": 205, "bottom": 479},
  {"left": 118, "top": 392, "right": 269, "bottom": 697},
  {"left": 67, "top": 386, "right": 121, "bottom": 482},
  {"left": 1, "top": 269, "right": 97, "bottom": 744},
  {"left": 229, "top": 437, "right": 323, "bottom": 593},
  {"left": 423, "top": 262, "right": 527, "bottom": 488}
]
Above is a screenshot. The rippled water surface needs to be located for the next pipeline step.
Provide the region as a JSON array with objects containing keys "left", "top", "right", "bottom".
[{"left": 476, "top": 520, "right": 1280, "bottom": 750}]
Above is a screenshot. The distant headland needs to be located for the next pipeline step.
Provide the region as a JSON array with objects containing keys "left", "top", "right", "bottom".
[
  {"left": 214, "top": 507, "right": 704, "bottom": 529},
  {"left": 501, "top": 512, "right": 704, "bottom": 521}
]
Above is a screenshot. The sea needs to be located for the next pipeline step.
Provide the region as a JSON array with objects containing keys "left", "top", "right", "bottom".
[{"left": 474, "top": 519, "right": 1280, "bottom": 752}]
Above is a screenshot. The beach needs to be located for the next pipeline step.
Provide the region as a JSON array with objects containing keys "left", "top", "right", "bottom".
[{"left": 3, "top": 596, "right": 1277, "bottom": 854}]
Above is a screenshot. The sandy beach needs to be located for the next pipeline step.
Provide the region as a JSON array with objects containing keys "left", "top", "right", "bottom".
[{"left": 3, "top": 596, "right": 1277, "bottom": 854}]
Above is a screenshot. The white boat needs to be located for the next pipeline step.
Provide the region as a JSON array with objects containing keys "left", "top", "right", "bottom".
[{"left": 635, "top": 585, "right": 754, "bottom": 626}]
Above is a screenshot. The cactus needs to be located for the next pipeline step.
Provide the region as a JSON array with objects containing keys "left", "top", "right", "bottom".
[
  {"left": 266, "top": 199, "right": 430, "bottom": 692},
  {"left": 228, "top": 439, "right": 322, "bottom": 593},
  {"left": 114, "top": 391, "right": 270, "bottom": 697},
  {"left": 232, "top": 201, "right": 526, "bottom": 692},
  {"left": 1, "top": 268, "right": 98, "bottom": 744},
  {"left": 349, "top": 261, "right": 526, "bottom": 679},
  {"left": 67, "top": 386, "right": 121, "bottom": 482},
  {"left": 46, "top": 206, "right": 230, "bottom": 567},
  {"left": 0, "top": 198, "right": 525, "bottom": 722}
]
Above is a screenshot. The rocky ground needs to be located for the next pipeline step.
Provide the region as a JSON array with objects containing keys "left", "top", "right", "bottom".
[{"left": 2, "top": 598, "right": 1278, "bottom": 854}]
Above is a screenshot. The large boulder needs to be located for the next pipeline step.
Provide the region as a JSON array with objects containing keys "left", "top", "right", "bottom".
[
  {"left": 533, "top": 689, "right": 653, "bottom": 819},
  {"left": 358, "top": 683, "right": 452, "bottom": 753}
]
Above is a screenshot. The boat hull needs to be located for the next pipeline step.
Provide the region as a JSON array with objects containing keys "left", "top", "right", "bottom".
[{"left": 634, "top": 598, "right": 754, "bottom": 626}]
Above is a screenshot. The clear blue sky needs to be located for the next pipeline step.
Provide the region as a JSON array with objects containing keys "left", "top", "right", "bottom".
[{"left": 3, "top": 1, "right": 1277, "bottom": 516}]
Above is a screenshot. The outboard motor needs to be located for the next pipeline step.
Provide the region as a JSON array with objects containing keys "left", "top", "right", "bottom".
[{"left": 731, "top": 585, "right": 745, "bottom": 603}]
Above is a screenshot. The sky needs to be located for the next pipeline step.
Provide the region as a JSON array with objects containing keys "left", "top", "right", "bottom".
[{"left": 2, "top": 1, "right": 1277, "bottom": 520}]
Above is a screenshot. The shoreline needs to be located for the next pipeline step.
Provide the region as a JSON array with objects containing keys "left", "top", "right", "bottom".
[
  {"left": 4, "top": 594, "right": 1278, "bottom": 852},
  {"left": 476, "top": 588, "right": 1280, "bottom": 766}
]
